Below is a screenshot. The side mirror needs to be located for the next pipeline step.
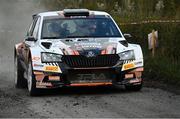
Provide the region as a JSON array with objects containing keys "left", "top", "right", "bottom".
[
  {"left": 25, "top": 36, "right": 37, "bottom": 42},
  {"left": 123, "top": 33, "right": 132, "bottom": 39}
]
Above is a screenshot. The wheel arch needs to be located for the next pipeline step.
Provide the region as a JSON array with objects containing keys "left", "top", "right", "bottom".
[
  {"left": 27, "top": 47, "right": 42, "bottom": 65},
  {"left": 14, "top": 43, "right": 23, "bottom": 57},
  {"left": 28, "top": 49, "right": 32, "bottom": 60}
]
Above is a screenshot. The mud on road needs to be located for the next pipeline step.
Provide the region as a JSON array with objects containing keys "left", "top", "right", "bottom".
[{"left": 0, "top": 0, "right": 180, "bottom": 118}]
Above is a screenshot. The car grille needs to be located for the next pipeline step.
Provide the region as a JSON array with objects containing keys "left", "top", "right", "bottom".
[{"left": 62, "top": 54, "right": 120, "bottom": 68}]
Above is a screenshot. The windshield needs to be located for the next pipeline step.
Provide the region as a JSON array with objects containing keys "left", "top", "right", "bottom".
[{"left": 41, "top": 17, "right": 122, "bottom": 39}]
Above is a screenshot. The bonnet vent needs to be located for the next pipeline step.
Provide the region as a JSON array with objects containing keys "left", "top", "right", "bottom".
[
  {"left": 41, "top": 42, "right": 52, "bottom": 49},
  {"left": 119, "top": 40, "right": 128, "bottom": 47}
]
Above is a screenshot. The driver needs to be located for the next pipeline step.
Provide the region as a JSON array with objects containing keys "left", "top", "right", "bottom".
[
  {"left": 88, "top": 24, "right": 97, "bottom": 35},
  {"left": 88, "top": 21, "right": 97, "bottom": 36},
  {"left": 48, "top": 22, "right": 61, "bottom": 37}
]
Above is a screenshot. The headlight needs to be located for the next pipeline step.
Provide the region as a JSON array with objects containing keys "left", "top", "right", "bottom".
[
  {"left": 118, "top": 50, "right": 135, "bottom": 60},
  {"left": 41, "top": 52, "right": 62, "bottom": 62}
]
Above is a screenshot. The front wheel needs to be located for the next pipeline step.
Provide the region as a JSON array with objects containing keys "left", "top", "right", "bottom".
[
  {"left": 27, "top": 59, "right": 39, "bottom": 96},
  {"left": 14, "top": 55, "right": 27, "bottom": 88}
]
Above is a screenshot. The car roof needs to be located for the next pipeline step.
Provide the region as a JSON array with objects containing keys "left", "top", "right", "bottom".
[{"left": 37, "top": 9, "right": 110, "bottom": 18}]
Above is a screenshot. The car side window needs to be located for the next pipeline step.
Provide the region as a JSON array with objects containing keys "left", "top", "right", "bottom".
[
  {"left": 27, "top": 22, "right": 33, "bottom": 37},
  {"left": 27, "top": 18, "right": 37, "bottom": 37},
  {"left": 27, "top": 17, "right": 39, "bottom": 37},
  {"left": 32, "top": 17, "right": 41, "bottom": 39}
]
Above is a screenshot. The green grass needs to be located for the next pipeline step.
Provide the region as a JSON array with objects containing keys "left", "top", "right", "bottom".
[{"left": 144, "top": 53, "right": 180, "bottom": 85}]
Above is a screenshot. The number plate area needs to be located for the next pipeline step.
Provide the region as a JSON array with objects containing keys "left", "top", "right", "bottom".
[{"left": 67, "top": 70, "right": 115, "bottom": 83}]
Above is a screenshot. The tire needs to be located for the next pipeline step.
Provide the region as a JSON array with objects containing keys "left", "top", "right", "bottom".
[
  {"left": 14, "top": 55, "right": 27, "bottom": 88},
  {"left": 125, "top": 83, "right": 142, "bottom": 91},
  {"left": 27, "top": 59, "right": 39, "bottom": 96}
]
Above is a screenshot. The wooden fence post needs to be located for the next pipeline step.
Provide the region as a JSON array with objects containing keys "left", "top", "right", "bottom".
[
  {"left": 151, "top": 30, "right": 156, "bottom": 57},
  {"left": 148, "top": 30, "right": 158, "bottom": 57}
]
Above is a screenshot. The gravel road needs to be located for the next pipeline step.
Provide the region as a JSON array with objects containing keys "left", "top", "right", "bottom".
[{"left": 0, "top": 0, "right": 180, "bottom": 118}]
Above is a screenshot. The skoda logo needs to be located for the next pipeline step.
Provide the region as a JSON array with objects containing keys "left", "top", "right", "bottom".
[{"left": 86, "top": 51, "right": 96, "bottom": 57}]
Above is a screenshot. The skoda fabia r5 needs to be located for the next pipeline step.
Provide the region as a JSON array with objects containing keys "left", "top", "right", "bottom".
[{"left": 14, "top": 9, "right": 144, "bottom": 96}]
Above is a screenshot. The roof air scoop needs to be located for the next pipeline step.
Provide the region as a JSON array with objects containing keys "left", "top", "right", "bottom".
[{"left": 63, "top": 9, "right": 90, "bottom": 17}]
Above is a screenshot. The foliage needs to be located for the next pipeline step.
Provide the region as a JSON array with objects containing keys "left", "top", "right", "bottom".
[
  {"left": 121, "top": 23, "right": 180, "bottom": 85},
  {"left": 40, "top": 0, "right": 180, "bottom": 84},
  {"left": 40, "top": 0, "right": 180, "bottom": 20}
]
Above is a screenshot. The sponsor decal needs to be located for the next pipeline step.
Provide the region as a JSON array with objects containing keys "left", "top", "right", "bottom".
[
  {"left": 35, "top": 75, "right": 45, "bottom": 81},
  {"left": 74, "top": 45, "right": 83, "bottom": 51},
  {"left": 34, "top": 72, "right": 45, "bottom": 81},
  {"left": 70, "top": 82, "right": 112, "bottom": 87},
  {"left": 130, "top": 67, "right": 144, "bottom": 73},
  {"left": 34, "top": 71, "right": 44, "bottom": 75},
  {"left": 77, "top": 73, "right": 106, "bottom": 80},
  {"left": 73, "top": 50, "right": 79, "bottom": 55},
  {"left": 123, "top": 62, "right": 135, "bottom": 70},
  {"left": 63, "top": 48, "right": 79, "bottom": 55},
  {"left": 135, "top": 67, "right": 144, "bottom": 72},
  {"left": 36, "top": 85, "right": 46, "bottom": 88},
  {"left": 49, "top": 76, "right": 60, "bottom": 81},
  {"left": 134, "top": 61, "right": 143, "bottom": 65},
  {"left": 125, "top": 74, "right": 134, "bottom": 79},
  {"left": 70, "top": 16, "right": 87, "bottom": 18},
  {"left": 106, "top": 45, "right": 114, "bottom": 54},
  {"left": 78, "top": 43, "right": 102, "bottom": 49},
  {"left": 36, "top": 82, "right": 52, "bottom": 87},
  {"left": 32, "top": 56, "right": 40, "bottom": 61},
  {"left": 33, "top": 64, "right": 44, "bottom": 67},
  {"left": 44, "top": 66, "right": 59, "bottom": 72}
]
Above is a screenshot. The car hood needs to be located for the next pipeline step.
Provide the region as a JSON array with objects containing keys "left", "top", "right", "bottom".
[{"left": 40, "top": 38, "right": 126, "bottom": 56}]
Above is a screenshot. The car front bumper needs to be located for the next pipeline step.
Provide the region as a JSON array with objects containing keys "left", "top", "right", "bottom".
[{"left": 33, "top": 66, "right": 144, "bottom": 89}]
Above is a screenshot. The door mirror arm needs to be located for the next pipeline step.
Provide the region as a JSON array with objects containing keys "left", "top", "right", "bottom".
[{"left": 25, "top": 36, "right": 37, "bottom": 42}]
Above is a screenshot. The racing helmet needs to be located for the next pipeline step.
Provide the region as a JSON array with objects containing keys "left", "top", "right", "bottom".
[{"left": 48, "top": 22, "right": 60, "bottom": 33}]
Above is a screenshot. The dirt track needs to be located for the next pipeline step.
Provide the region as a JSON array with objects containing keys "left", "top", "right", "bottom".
[{"left": 0, "top": 0, "right": 180, "bottom": 118}]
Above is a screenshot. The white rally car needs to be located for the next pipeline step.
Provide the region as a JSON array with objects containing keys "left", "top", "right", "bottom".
[{"left": 14, "top": 9, "right": 144, "bottom": 96}]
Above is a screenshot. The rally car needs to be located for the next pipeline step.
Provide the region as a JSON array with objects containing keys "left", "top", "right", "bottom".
[{"left": 14, "top": 9, "right": 144, "bottom": 96}]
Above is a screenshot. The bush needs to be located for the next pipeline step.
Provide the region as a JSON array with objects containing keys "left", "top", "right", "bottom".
[{"left": 120, "top": 23, "right": 180, "bottom": 85}]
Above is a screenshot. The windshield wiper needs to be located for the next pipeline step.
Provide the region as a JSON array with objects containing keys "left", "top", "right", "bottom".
[
  {"left": 66, "top": 35, "right": 91, "bottom": 38},
  {"left": 42, "top": 37, "right": 61, "bottom": 39},
  {"left": 42, "top": 35, "right": 95, "bottom": 39}
]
